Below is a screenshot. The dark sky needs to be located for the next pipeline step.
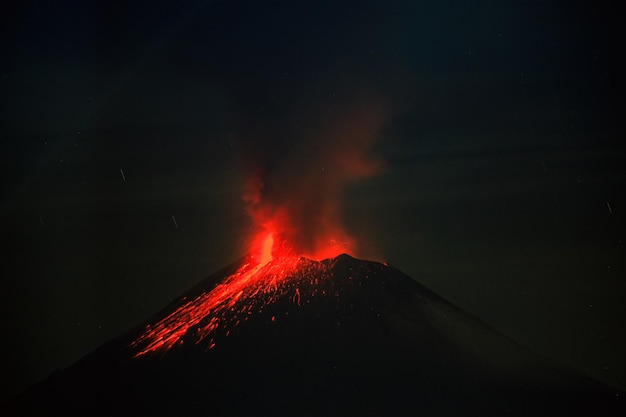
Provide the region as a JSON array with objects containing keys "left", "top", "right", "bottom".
[{"left": 1, "top": 0, "right": 625, "bottom": 400}]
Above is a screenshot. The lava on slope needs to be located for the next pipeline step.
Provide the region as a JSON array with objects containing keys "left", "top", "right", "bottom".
[
  {"left": 129, "top": 232, "right": 340, "bottom": 357},
  {"left": 8, "top": 251, "right": 626, "bottom": 416}
]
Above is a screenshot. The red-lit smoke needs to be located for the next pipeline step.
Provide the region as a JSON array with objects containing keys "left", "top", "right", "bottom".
[
  {"left": 242, "top": 99, "right": 387, "bottom": 260},
  {"left": 130, "top": 97, "right": 390, "bottom": 357}
]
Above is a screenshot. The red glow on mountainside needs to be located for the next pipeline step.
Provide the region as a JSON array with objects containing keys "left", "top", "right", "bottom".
[
  {"left": 131, "top": 204, "right": 356, "bottom": 357},
  {"left": 131, "top": 98, "right": 390, "bottom": 357},
  {"left": 131, "top": 233, "right": 333, "bottom": 357}
]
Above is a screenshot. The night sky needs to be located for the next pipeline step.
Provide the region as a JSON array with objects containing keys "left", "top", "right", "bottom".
[{"left": 1, "top": 0, "right": 625, "bottom": 400}]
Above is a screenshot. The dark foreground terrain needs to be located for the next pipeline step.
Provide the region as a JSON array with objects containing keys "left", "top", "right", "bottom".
[{"left": 8, "top": 254, "right": 625, "bottom": 416}]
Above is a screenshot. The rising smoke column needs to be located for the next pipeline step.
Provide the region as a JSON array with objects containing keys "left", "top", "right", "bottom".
[
  {"left": 241, "top": 95, "right": 388, "bottom": 260},
  {"left": 131, "top": 96, "right": 392, "bottom": 355}
]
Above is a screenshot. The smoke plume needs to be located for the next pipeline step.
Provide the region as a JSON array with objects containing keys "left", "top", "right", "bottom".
[{"left": 241, "top": 94, "right": 388, "bottom": 260}]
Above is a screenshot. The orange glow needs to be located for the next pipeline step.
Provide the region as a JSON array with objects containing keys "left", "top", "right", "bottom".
[
  {"left": 249, "top": 215, "right": 353, "bottom": 261},
  {"left": 243, "top": 184, "right": 360, "bottom": 261},
  {"left": 240, "top": 97, "right": 388, "bottom": 261},
  {"left": 130, "top": 211, "right": 356, "bottom": 357},
  {"left": 130, "top": 245, "right": 332, "bottom": 357},
  {"left": 259, "top": 233, "right": 274, "bottom": 265},
  {"left": 130, "top": 96, "right": 391, "bottom": 357}
]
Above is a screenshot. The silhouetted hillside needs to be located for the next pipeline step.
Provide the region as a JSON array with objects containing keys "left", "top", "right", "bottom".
[{"left": 8, "top": 254, "right": 625, "bottom": 416}]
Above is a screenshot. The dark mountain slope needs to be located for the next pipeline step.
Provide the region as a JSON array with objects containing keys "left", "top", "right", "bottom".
[{"left": 8, "top": 254, "right": 625, "bottom": 416}]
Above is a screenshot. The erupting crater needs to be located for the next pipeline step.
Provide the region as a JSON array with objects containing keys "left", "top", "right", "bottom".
[
  {"left": 13, "top": 232, "right": 626, "bottom": 417},
  {"left": 130, "top": 231, "right": 346, "bottom": 357}
]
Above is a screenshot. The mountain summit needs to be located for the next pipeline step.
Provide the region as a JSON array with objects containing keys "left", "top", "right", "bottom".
[{"left": 9, "top": 254, "right": 625, "bottom": 416}]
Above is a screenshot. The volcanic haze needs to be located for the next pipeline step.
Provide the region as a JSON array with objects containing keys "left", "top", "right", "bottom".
[
  {"left": 240, "top": 95, "right": 388, "bottom": 261},
  {"left": 8, "top": 253, "right": 625, "bottom": 416}
]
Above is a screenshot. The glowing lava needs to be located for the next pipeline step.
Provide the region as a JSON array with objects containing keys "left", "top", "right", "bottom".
[
  {"left": 131, "top": 101, "right": 388, "bottom": 357},
  {"left": 131, "top": 232, "right": 333, "bottom": 357}
]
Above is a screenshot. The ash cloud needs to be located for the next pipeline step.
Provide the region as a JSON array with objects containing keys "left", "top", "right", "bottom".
[{"left": 239, "top": 91, "right": 389, "bottom": 259}]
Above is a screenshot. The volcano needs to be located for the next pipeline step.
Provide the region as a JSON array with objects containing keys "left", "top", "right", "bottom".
[{"left": 8, "top": 252, "right": 625, "bottom": 416}]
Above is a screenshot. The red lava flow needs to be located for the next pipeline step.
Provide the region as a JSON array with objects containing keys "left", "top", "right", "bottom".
[{"left": 130, "top": 232, "right": 337, "bottom": 357}]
